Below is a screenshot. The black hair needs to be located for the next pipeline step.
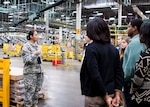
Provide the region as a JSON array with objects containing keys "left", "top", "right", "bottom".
[
  {"left": 86, "top": 17, "right": 110, "bottom": 43},
  {"left": 140, "top": 22, "right": 150, "bottom": 47},
  {"left": 130, "top": 19, "right": 143, "bottom": 32},
  {"left": 27, "top": 30, "right": 35, "bottom": 40}
]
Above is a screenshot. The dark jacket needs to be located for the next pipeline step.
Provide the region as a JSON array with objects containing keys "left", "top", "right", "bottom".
[{"left": 80, "top": 42, "right": 124, "bottom": 97}]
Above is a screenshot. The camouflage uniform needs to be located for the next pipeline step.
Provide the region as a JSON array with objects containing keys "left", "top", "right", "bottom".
[{"left": 21, "top": 41, "right": 43, "bottom": 107}]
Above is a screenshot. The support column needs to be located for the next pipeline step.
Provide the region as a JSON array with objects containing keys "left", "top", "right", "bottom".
[
  {"left": 44, "top": 0, "right": 50, "bottom": 43},
  {"left": 118, "top": 4, "right": 122, "bottom": 27},
  {"left": 132, "top": 5, "right": 148, "bottom": 20},
  {"left": 75, "top": 0, "right": 82, "bottom": 59},
  {"left": 45, "top": 11, "right": 49, "bottom": 41},
  {"left": 59, "top": 27, "right": 62, "bottom": 44}
]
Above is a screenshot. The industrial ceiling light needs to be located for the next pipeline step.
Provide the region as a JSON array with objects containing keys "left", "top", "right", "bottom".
[
  {"left": 3, "top": 1, "right": 10, "bottom": 4},
  {"left": 8, "top": 15, "right": 13, "bottom": 18},
  {"left": 49, "top": 2, "right": 55, "bottom": 5},
  {"left": 26, "top": 24, "right": 33, "bottom": 27},
  {"left": 9, "top": 19, "right": 13, "bottom": 22},
  {"left": 128, "top": 13, "right": 133, "bottom": 15},
  {"left": 145, "top": 10, "right": 150, "bottom": 14},
  {"left": 11, "top": 5, "right": 17, "bottom": 9},
  {"left": 111, "top": 7, "right": 118, "bottom": 10},
  {"left": 89, "top": 17, "right": 95, "bottom": 20},
  {"left": 84, "top": 2, "right": 118, "bottom": 9},
  {"left": 96, "top": 13, "right": 103, "bottom": 16}
]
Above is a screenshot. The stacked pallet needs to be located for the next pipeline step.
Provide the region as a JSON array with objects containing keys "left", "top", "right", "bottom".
[
  {"left": 10, "top": 67, "right": 24, "bottom": 107},
  {"left": 10, "top": 80, "right": 24, "bottom": 103},
  {"left": 10, "top": 67, "right": 47, "bottom": 107}
]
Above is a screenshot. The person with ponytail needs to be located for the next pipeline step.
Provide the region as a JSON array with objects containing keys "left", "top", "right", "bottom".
[{"left": 21, "top": 30, "right": 43, "bottom": 107}]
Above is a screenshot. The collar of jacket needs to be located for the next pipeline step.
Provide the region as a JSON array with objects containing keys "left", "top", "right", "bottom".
[{"left": 131, "top": 34, "right": 139, "bottom": 41}]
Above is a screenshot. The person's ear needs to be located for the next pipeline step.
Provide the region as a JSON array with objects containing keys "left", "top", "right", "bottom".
[
  {"left": 30, "top": 35, "right": 33, "bottom": 39},
  {"left": 133, "top": 26, "right": 137, "bottom": 32}
]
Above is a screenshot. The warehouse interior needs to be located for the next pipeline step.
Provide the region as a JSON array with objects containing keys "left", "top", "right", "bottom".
[
  {"left": 0, "top": 0, "right": 150, "bottom": 107},
  {"left": 0, "top": 0, "right": 149, "bottom": 31}
]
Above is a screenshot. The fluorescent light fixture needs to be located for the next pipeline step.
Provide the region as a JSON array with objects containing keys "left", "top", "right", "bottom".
[
  {"left": 84, "top": 4, "right": 110, "bottom": 9},
  {"left": 128, "top": 13, "right": 133, "bottom": 15},
  {"left": 8, "top": 15, "right": 13, "bottom": 18},
  {"left": 89, "top": 17, "right": 95, "bottom": 20},
  {"left": 9, "top": 19, "right": 13, "bottom": 22},
  {"left": 121, "top": 16, "right": 127, "bottom": 18},
  {"left": 49, "top": 2, "right": 55, "bottom": 5},
  {"left": 61, "top": 15, "right": 65, "bottom": 17},
  {"left": 72, "top": 11, "right": 77, "bottom": 14},
  {"left": 111, "top": 7, "right": 118, "bottom": 10},
  {"left": 84, "top": 25, "right": 87, "bottom": 27},
  {"left": 9, "top": 13, "right": 14, "bottom": 15},
  {"left": 9, "top": 27, "right": 16, "bottom": 29},
  {"left": 3, "top": 1, "right": 10, "bottom": 4},
  {"left": 96, "top": 13, "right": 103, "bottom": 16},
  {"left": 145, "top": 10, "right": 150, "bottom": 13},
  {"left": 109, "top": 17, "right": 115, "bottom": 20},
  {"left": 26, "top": 24, "right": 33, "bottom": 27},
  {"left": 11, "top": 5, "right": 17, "bottom": 9},
  {"left": 84, "top": 2, "right": 118, "bottom": 9}
]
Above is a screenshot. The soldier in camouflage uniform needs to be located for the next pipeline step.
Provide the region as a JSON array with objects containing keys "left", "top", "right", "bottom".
[{"left": 21, "top": 30, "right": 43, "bottom": 107}]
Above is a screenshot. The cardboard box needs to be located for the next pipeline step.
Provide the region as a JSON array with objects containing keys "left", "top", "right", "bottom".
[{"left": 10, "top": 67, "right": 23, "bottom": 81}]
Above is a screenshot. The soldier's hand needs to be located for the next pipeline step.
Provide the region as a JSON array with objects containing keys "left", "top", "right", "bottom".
[
  {"left": 22, "top": 47, "right": 28, "bottom": 52},
  {"left": 34, "top": 51, "right": 41, "bottom": 55}
]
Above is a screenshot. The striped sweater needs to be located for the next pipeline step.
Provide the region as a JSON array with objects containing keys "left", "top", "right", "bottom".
[{"left": 130, "top": 48, "right": 150, "bottom": 104}]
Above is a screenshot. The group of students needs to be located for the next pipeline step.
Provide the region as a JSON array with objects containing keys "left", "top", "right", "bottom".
[
  {"left": 80, "top": 18, "right": 150, "bottom": 107},
  {"left": 20, "top": 18, "right": 150, "bottom": 107}
]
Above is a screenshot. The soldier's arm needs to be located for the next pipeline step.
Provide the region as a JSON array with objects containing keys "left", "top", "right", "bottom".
[{"left": 21, "top": 46, "right": 38, "bottom": 64}]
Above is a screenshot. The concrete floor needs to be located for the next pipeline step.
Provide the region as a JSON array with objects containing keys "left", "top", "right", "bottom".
[{"left": 0, "top": 51, "right": 84, "bottom": 107}]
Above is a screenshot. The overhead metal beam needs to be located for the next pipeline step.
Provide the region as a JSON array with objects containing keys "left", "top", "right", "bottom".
[
  {"left": 113, "top": 0, "right": 132, "bottom": 5},
  {"left": 12, "top": 0, "right": 66, "bottom": 27},
  {"left": 132, "top": 5, "right": 148, "bottom": 19},
  {"left": 131, "top": 0, "right": 150, "bottom": 5},
  {"left": 0, "top": 7, "right": 14, "bottom": 13}
]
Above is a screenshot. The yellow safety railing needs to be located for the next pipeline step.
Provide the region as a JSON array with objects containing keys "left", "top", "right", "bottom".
[
  {"left": 2, "top": 43, "right": 22, "bottom": 56},
  {"left": 7, "top": 44, "right": 22, "bottom": 57},
  {"left": 52, "top": 52, "right": 74, "bottom": 66},
  {"left": 41, "top": 44, "right": 62, "bottom": 61},
  {"left": 0, "top": 58, "right": 10, "bottom": 107},
  {"left": 41, "top": 44, "right": 75, "bottom": 64},
  {"left": 2, "top": 44, "right": 9, "bottom": 54},
  {"left": 109, "top": 25, "right": 128, "bottom": 46}
]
